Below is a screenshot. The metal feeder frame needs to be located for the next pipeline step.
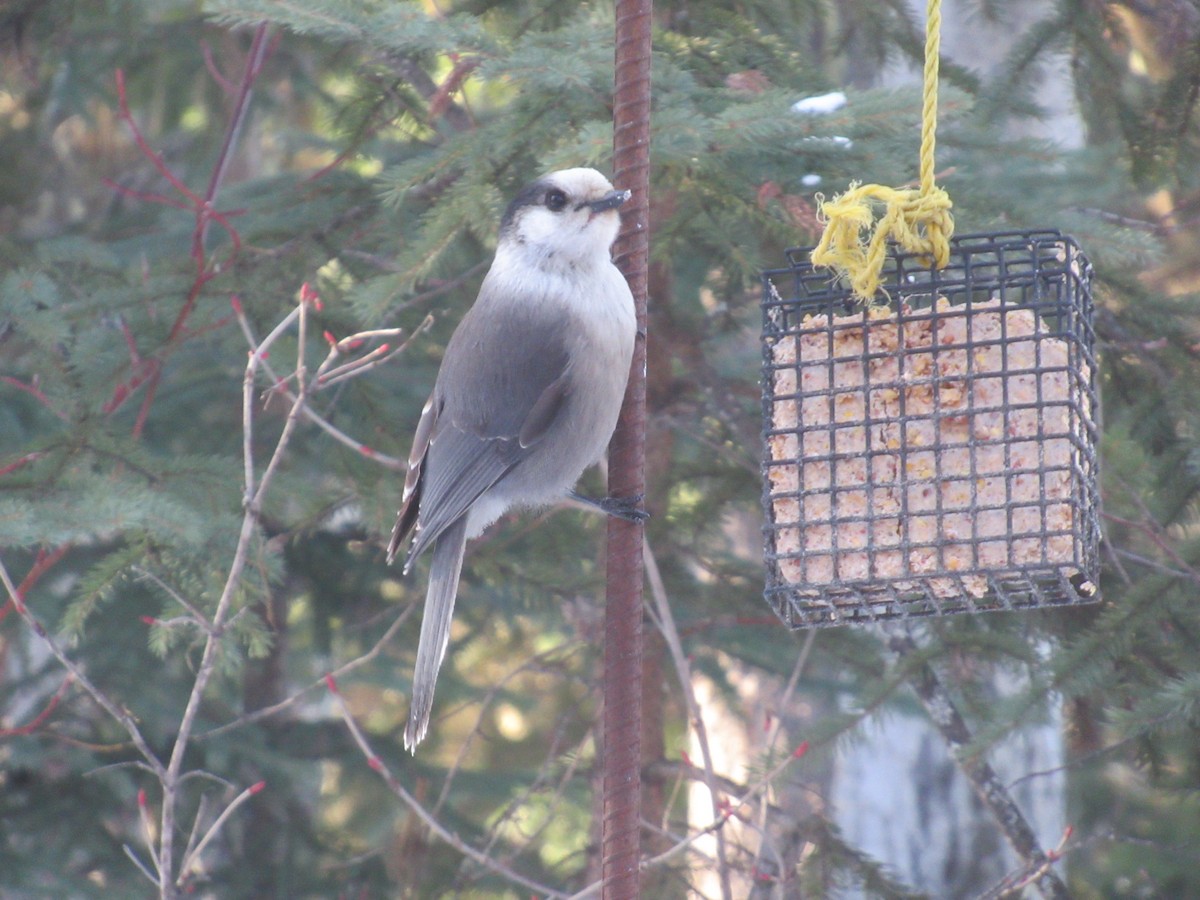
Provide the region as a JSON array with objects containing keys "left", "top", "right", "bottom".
[{"left": 761, "top": 230, "right": 1101, "bottom": 629}]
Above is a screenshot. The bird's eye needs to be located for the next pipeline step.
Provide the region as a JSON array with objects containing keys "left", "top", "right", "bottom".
[{"left": 544, "top": 189, "right": 568, "bottom": 212}]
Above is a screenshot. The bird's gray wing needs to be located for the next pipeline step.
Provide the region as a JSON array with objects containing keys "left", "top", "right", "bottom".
[
  {"left": 394, "top": 303, "right": 573, "bottom": 566},
  {"left": 387, "top": 391, "right": 437, "bottom": 565}
]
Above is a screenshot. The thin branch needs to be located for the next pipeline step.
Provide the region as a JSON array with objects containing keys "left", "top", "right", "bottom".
[
  {"left": 195, "top": 25, "right": 272, "bottom": 258},
  {"left": 889, "top": 633, "right": 1070, "bottom": 900},
  {"left": 326, "top": 676, "right": 570, "bottom": 899},
  {"left": 0, "top": 450, "right": 48, "bottom": 480},
  {"left": 0, "top": 376, "right": 70, "bottom": 421},
  {"left": 131, "top": 567, "right": 213, "bottom": 633},
  {"left": 0, "top": 673, "right": 73, "bottom": 737},
  {"left": 1104, "top": 508, "right": 1200, "bottom": 588},
  {"left": 179, "top": 781, "right": 266, "bottom": 878},
  {"left": 642, "top": 535, "right": 734, "bottom": 900},
  {"left": 200, "top": 40, "right": 238, "bottom": 94},
  {"left": 0, "top": 555, "right": 165, "bottom": 779},
  {"left": 195, "top": 599, "right": 418, "bottom": 741},
  {"left": 231, "top": 297, "right": 421, "bottom": 471},
  {"left": 751, "top": 629, "right": 816, "bottom": 894},
  {"left": 180, "top": 793, "right": 214, "bottom": 875},
  {"left": 580, "top": 743, "right": 816, "bottom": 900},
  {"left": 0, "top": 544, "right": 68, "bottom": 625},
  {"left": 432, "top": 641, "right": 585, "bottom": 816},
  {"left": 973, "top": 827, "right": 1072, "bottom": 900},
  {"left": 157, "top": 294, "right": 313, "bottom": 894},
  {"left": 123, "top": 844, "right": 160, "bottom": 886},
  {"left": 138, "top": 789, "right": 160, "bottom": 876}
]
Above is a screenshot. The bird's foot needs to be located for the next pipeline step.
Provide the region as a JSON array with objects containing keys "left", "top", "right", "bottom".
[{"left": 570, "top": 491, "right": 649, "bottom": 522}]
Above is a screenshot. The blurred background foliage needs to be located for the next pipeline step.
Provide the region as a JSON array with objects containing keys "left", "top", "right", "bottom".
[{"left": 3, "top": 0, "right": 1200, "bottom": 896}]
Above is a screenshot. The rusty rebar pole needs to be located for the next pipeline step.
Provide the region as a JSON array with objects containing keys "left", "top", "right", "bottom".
[{"left": 604, "top": 0, "right": 651, "bottom": 897}]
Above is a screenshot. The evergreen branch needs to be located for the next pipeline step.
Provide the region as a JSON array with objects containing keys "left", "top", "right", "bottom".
[{"left": 326, "top": 674, "right": 571, "bottom": 900}]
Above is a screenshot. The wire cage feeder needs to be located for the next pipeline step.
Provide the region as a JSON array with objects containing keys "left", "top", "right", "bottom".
[{"left": 760, "top": 230, "right": 1101, "bottom": 628}]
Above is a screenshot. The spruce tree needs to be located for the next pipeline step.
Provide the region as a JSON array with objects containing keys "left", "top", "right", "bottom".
[{"left": 2, "top": 1, "right": 1199, "bottom": 896}]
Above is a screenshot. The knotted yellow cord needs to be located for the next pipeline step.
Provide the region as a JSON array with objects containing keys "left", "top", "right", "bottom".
[{"left": 810, "top": 0, "right": 954, "bottom": 301}]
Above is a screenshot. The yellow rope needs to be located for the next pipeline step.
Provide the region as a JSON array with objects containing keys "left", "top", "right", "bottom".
[{"left": 810, "top": 0, "right": 954, "bottom": 301}]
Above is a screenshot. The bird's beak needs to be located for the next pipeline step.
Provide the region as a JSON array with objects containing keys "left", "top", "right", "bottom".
[{"left": 583, "top": 189, "right": 631, "bottom": 213}]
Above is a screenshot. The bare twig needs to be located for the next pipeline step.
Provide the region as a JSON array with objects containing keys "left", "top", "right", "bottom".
[
  {"left": 123, "top": 844, "right": 160, "bottom": 886},
  {"left": 326, "top": 675, "right": 571, "bottom": 899},
  {"left": 0, "top": 556, "right": 165, "bottom": 779},
  {"left": 0, "top": 673, "right": 73, "bottom": 737},
  {"left": 179, "top": 781, "right": 266, "bottom": 878},
  {"left": 195, "top": 26, "right": 272, "bottom": 258},
  {"left": 131, "top": 567, "right": 213, "bottom": 633},
  {"left": 0, "top": 377, "right": 70, "bottom": 421},
  {"left": 642, "top": 535, "right": 734, "bottom": 900},
  {"left": 890, "top": 633, "right": 1070, "bottom": 900},
  {"left": 973, "top": 827, "right": 1072, "bottom": 900},
  {"left": 180, "top": 793, "right": 214, "bottom": 874},
  {"left": 194, "top": 599, "right": 419, "bottom": 741},
  {"left": 231, "top": 296, "right": 425, "bottom": 471},
  {"left": 431, "top": 640, "right": 586, "bottom": 817},
  {"left": 138, "top": 789, "right": 160, "bottom": 875},
  {"left": 156, "top": 292, "right": 316, "bottom": 895},
  {"left": 752, "top": 629, "right": 816, "bottom": 895}
]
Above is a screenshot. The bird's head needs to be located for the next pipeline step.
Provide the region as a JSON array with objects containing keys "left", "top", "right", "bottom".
[{"left": 497, "top": 168, "right": 630, "bottom": 270}]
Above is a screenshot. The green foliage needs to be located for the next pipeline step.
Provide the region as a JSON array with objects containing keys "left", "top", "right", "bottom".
[{"left": 4, "top": 0, "right": 1200, "bottom": 896}]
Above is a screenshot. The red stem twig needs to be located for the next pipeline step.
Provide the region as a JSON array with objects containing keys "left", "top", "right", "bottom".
[
  {"left": 0, "top": 376, "right": 70, "bottom": 421},
  {"left": 0, "top": 674, "right": 73, "bottom": 738},
  {"left": 0, "top": 450, "right": 48, "bottom": 480},
  {"left": 0, "top": 545, "right": 69, "bottom": 624},
  {"left": 108, "top": 23, "right": 273, "bottom": 437}
]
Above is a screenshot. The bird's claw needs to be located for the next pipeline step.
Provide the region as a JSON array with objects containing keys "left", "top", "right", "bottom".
[{"left": 570, "top": 491, "right": 650, "bottom": 522}]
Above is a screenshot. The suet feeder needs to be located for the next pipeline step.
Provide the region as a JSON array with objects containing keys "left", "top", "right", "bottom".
[{"left": 760, "top": 230, "right": 1101, "bottom": 628}]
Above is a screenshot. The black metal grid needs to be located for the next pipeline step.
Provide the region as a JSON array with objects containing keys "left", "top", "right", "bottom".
[{"left": 761, "top": 231, "right": 1101, "bottom": 629}]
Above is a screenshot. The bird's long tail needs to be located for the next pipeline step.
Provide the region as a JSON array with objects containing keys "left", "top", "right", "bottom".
[{"left": 404, "top": 515, "right": 468, "bottom": 751}]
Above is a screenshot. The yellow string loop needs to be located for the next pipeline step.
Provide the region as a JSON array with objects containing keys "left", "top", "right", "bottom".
[{"left": 810, "top": 0, "right": 954, "bottom": 302}]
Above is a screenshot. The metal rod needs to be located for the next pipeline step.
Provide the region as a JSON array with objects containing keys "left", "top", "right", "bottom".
[{"left": 603, "top": 0, "right": 651, "bottom": 897}]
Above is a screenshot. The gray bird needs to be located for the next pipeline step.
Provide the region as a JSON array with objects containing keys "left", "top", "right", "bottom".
[{"left": 387, "top": 168, "right": 638, "bottom": 750}]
